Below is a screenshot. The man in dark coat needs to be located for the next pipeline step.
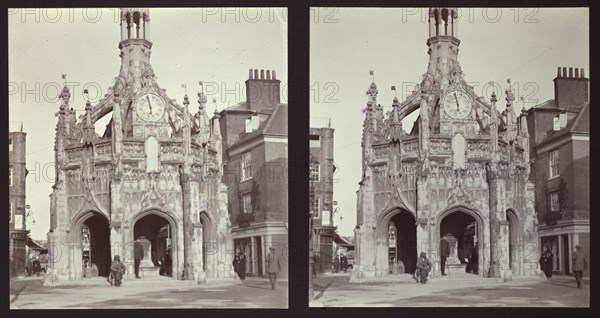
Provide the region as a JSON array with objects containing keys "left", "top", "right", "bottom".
[
  {"left": 237, "top": 252, "right": 247, "bottom": 280},
  {"left": 572, "top": 244, "right": 587, "bottom": 288},
  {"left": 266, "top": 246, "right": 281, "bottom": 290},
  {"left": 440, "top": 234, "right": 450, "bottom": 276},
  {"left": 340, "top": 254, "right": 348, "bottom": 273},
  {"left": 134, "top": 238, "right": 144, "bottom": 279},
  {"left": 539, "top": 247, "right": 553, "bottom": 278}
]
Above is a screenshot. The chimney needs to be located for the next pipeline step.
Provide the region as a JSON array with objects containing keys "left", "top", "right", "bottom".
[
  {"left": 249, "top": 69, "right": 253, "bottom": 79},
  {"left": 554, "top": 66, "right": 589, "bottom": 109},
  {"left": 246, "top": 68, "right": 281, "bottom": 111}
]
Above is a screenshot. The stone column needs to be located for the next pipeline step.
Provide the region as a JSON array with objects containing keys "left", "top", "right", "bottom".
[
  {"left": 251, "top": 236, "right": 257, "bottom": 276},
  {"left": 180, "top": 167, "right": 196, "bottom": 280},
  {"left": 486, "top": 164, "right": 500, "bottom": 278}
]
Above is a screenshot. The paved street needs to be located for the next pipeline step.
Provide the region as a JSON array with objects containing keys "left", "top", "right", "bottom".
[
  {"left": 10, "top": 276, "right": 288, "bottom": 309},
  {"left": 310, "top": 272, "right": 589, "bottom": 307}
]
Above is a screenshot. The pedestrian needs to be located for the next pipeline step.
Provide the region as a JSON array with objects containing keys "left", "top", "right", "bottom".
[
  {"left": 415, "top": 252, "right": 432, "bottom": 284},
  {"left": 134, "top": 238, "right": 144, "bottom": 279},
  {"left": 340, "top": 254, "right": 348, "bottom": 273},
  {"left": 333, "top": 255, "right": 340, "bottom": 273},
  {"left": 539, "top": 246, "right": 553, "bottom": 278},
  {"left": 32, "top": 257, "right": 41, "bottom": 276},
  {"left": 440, "top": 233, "right": 450, "bottom": 276},
  {"left": 164, "top": 251, "right": 172, "bottom": 277},
  {"left": 110, "top": 255, "right": 126, "bottom": 287},
  {"left": 232, "top": 254, "right": 239, "bottom": 276},
  {"left": 572, "top": 244, "right": 587, "bottom": 288},
  {"left": 266, "top": 246, "right": 281, "bottom": 290},
  {"left": 237, "top": 252, "right": 247, "bottom": 280}
]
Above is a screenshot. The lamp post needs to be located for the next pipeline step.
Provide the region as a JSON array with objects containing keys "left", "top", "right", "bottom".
[{"left": 309, "top": 179, "right": 315, "bottom": 301}]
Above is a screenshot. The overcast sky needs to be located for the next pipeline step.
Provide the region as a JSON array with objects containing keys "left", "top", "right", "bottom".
[
  {"left": 310, "top": 8, "right": 589, "bottom": 237},
  {"left": 9, "top": 8, "right": 287, "bottom": 240}
]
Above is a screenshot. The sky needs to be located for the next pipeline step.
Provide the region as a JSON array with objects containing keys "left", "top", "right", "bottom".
[
  {"left": 310, "top": 8, "right": 589, "bottom": 237},
  {"left": 9, "top": 8, "right": 287, "bottom": 240}
]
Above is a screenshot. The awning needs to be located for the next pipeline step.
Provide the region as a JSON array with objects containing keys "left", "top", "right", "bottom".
[
  {"left": 26, "top": 237, "right": 47, "bottom": 253},
  {"left": 334, "top": 233, "right": 354, "bottom": 250}
]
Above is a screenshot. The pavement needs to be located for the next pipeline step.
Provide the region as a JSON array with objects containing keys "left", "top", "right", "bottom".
[
  {"left": 310, "top": 272, "right": 590, "bottom": 307},
  {"left": 10, "top": 275, "right": 288, "bottom": 309}
]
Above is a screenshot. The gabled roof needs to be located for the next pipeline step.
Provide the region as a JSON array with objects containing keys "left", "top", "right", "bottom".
[
  {"left": 226, "top": 103, "right": 288, "bottom": 151},
  {"left": 535, "top": 102, "right": 589, "bottom": 150}
]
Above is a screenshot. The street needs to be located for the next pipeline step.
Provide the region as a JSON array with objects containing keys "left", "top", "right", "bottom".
[
  {"left": 10, "top": 276, "right": 288, "bottom": 309},
  {"left": 310, "top": 272, "right": 589, "bottom": 307}
]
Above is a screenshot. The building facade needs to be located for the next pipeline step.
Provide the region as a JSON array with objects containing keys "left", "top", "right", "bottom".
[
  {"left": 46, "top": 8, "right": 233, "bottom": 285},
  {"left": 353, "top": 8, "right": 538, "bottom": 281},
  {"left": 219, "top": 70, "right": 288, "bottom": 278},
  {"left": 9, "top": 127, "right": 28, "bottom": 277},
  {"left": 309, "top": 126, "right": 336, "bottom": 274},
  {"left": 527, "top": 67, "right": 589, "bottom": 276}
]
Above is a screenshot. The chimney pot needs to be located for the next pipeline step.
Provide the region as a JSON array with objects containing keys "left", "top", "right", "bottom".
[
  {"left": 581, "top": 68, "right": 585, "bottom": 78},
  {"left": 272, "top": 70, "right": 277, "bottom": 80},
  {"left": 562, "top": 67, "right": 567, "bottom": 77},
  {"left": 557, "top": 67, "right": 561, "bottom": 77},
  {"left": 569, "top": 67, "right": 573, "bottom": 78},
  {"left": 249, "top": 69, "right": 253, "bottom": 79},
  {"left": 575, "top": 68, "right": 579, "bottom": 78},
  {"left": 266, "top": 70, "right": 271, "bottom": 80},
  {"left": 254, "top": 69, "right": 259, "bottom": 79},
  {"left": 260, "top": 69, "right": 265, "bottom": 80}
]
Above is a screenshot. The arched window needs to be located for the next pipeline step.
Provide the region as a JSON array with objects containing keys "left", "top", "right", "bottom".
[
  {"left": 452, "top": 133, "right": 466, "bottom": 169},
  {"left": 145, "top": 136, "right": 159, "bottom": 172}
]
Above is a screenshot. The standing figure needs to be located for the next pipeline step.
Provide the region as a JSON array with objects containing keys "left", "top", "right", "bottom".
[
  {"left": 572, "top": 244, "right": 587, "bottom": 288},
  {"left": 440, "top": 234, "right": 450, "bottom": 276},
  {"left": 134, "top": 238, "right": 144, "bottom": 279},
  {"left": 333, "top": 254, "right": 340, "bottom": 273},
  {"left": 266, "top": 246, "right": 281, "bottom": 290},
  {"left": 539, "top": 246, "right": 553, "bottom": 278},
  {"left": 110, "top": 255, "right": 126, "bottom": 287},
  {"left": 415, "top": 252, "right": 432, "bottom": 284},
  {"left": 232, "top": 254, "right": 240, "bottom": 276},
  {"left": 237, "top": 252, "right": 247, "bottom": 280},
  {"left": 340, "top": 254, "right": 348, "bottom": 273}
]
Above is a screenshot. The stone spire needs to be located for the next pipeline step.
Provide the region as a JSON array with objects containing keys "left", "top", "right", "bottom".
[
  {"left": 182, "top": 94, "right": 191, "bottom": 156},
  {"left": 54, "top": 84, "right": 70, "bottom": 179},
  {"left": 362, "top": 81, "right": 378, "bottom": 167},
  {"left": 389, "top": 96, "right": 403, "bottom": 142},
  {"left": 503, "top": 79, "right": 518, "bottom": 143},
  {"left": 194, "top": 90, "right": 210, "bottom": 146},
  {"left": 426, "top": 8, "right": 461, "bottom": 91},
  {"left": 82, "top": 99, "right": 96, "bottom": 146}
]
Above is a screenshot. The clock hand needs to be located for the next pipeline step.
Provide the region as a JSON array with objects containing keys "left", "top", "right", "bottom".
[
  {"left": 146, "top": 96, "right": 153, "bottom": 115},
  {"left": 453, "top": 92, "right": 460, "bottom": 113}
]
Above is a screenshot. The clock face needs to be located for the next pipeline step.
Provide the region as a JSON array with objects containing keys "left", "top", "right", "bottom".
[
  {"left": 443, "top": 90, "right": 472, "bottom": 119},
  {"left": 137, "top": 93, "right": 165, "bottom": 122}
]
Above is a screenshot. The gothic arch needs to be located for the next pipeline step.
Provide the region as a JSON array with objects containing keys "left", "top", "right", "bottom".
[
  {"left": 436, "top": 205, "right": 485, "bottom": 275},
  {"left": 69, "top": 209, "right": 110, "bottom": 241}
]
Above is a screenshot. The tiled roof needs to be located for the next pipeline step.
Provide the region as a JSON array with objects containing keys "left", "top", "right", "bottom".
[
  {"left": 535, "top": 102, "right": 589, "bottom": 150},
  {"left": 226, "top": 103, "right": 287, "bottom": 150}
]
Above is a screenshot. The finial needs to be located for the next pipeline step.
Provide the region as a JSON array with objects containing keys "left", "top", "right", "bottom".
[
  {"left": 369, "top": 69, "right": 375, "bottom": 83},
  {"left": 505, "top": 78, "right": 515, "bottom": 106},
  {"left": 182, "top": 83, "right": 188, "bottom": 96},
  {"left": 183, "top": 94, "right": 190, "bottom": 106},
  {"left": 391, "top": 85, "right": 397, "bottom": 99}
]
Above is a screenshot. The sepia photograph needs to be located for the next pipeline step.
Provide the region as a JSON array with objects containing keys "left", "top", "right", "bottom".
[
  {"left": 309, "top": 7, "right": 589, "bottom": 307},
  {"left": 9, "top": 7, "right": 288, "bottom": 308}
]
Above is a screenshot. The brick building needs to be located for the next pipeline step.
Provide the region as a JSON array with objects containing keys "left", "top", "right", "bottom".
[
  {"left": 9, "top": 126, "right": 28, "bottom": 277},
  {"left": 219, "top": 69, "right": 288, "bottom": 278},
  {"left": 527, "top": 67, "right": 589, "bottom": 276},
  {"left": 309, "top": 125, "right": 336, "bottom": 274}
]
